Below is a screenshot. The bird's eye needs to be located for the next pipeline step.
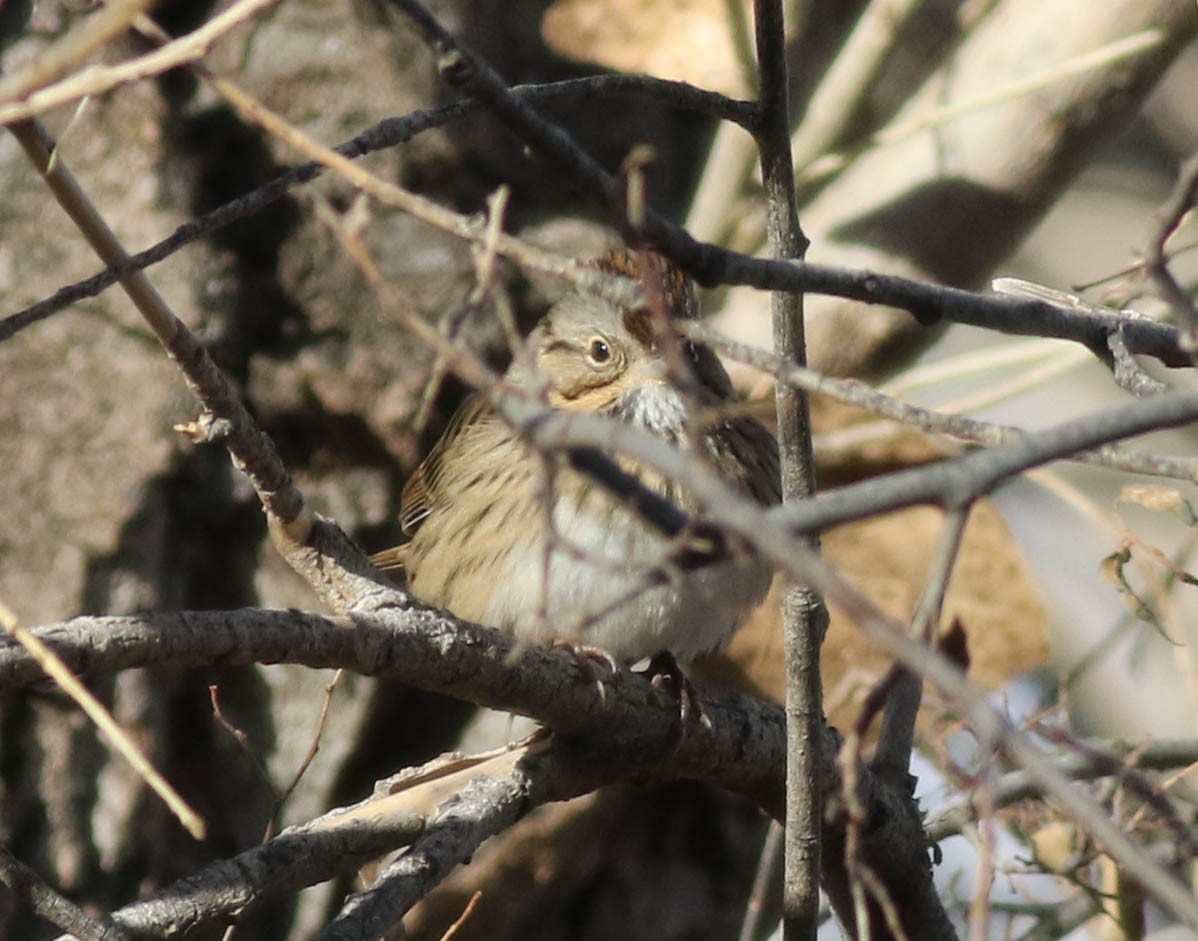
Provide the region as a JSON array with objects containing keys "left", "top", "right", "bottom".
[{"left": 587, "top": 338, "right": 612, "bottom": 364}]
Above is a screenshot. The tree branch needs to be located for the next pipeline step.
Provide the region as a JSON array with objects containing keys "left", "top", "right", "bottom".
[
  {"left": 1143, "top": 147, "right": 1198, "bottom": 351},
  {"left": 1, "top": 74, "right": 751, "bottom": 342},
  {"left": 685, "top": 320, "right": 1198, "bottom": 483},
  {"left": 0, "top": 0, "right": 282, "bottom": 126},
  {"left": 775, "top": 390, "right": 1198, "bottom": 534},
  {"left": 747, "top": 0, "right": 824, "bottom": 936},
  {"left": 926, "top": 737, "right": 1198, "bottom": 842},
  {"left": 0, "top": 845, "right": 134, "bottom": 941}
]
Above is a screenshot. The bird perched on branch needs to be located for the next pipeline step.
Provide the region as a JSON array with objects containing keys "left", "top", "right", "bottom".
[{"left": 371, "top": 249, "right": 780, "bottom": 671}]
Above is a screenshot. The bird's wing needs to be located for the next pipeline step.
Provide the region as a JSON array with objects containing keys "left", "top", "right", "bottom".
[
  {"left": 710, "top": 415, "right": 782, "bottom": 507},
  {"left": 368, "top": 543, "right": 409, "bottom": 574},
  {"left": 399, "top": 395, "right": 492, "bottom": 536}
]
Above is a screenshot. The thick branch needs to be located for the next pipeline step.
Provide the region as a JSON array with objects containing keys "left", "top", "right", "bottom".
[
  {"left": 0, "top": 607, "right": 785, "bottom": 802},
  {"left": 0, "top": 845, "right": 133, "bottom": 941}
]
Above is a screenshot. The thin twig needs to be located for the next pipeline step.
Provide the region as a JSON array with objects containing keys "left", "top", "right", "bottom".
[
  {"left": 926, "top": 737, "right": 1198, "bottom": 842},
  {"left": 1013, "top": 892, "right": 1103, "bottom": 941},
  {"left": 0, "top": 0, "right": 282, "bottom": 125},
  {"left": 0, "top": 0, "right": 155, "bottom": 106},
  {"left": 1142, "top": 148, "right": 1198, "bottom": 351},
  {"left": 1033, "top": 724, "right": 1198, "bottom": 857},
  {"left": 5, "top": 20, "right": 1192, "bottom": 369},
  {"left": 439, "top": 890, "right": 483, "bottom": 941},
  {"left": 315, "top": 768, "right": 527, "bottom": 941},
  {"left": 9, "top": 117, "right": 309, "bottom": 536},
  {"left": 210, "top": 684, "right": 280, "bottom": 803},
  {"left": 685, "top": 321, "right": 1198, "bottom": 484},
  {"left": 160, "top": 60, "right": 643, "bottom": 317},
  {"left": 738, "top": 821, "right": 784, "bottom": 941},
  {"left": 0, "top": 601, "right": 205, "bottom": 840},
  {"left": 773, "top": 389, "right": 1198, "bottom": 536},
  {"left": 1, "top": 74, "right": 752, "bottom": 343},
  {"left": 748, "top": 0, "right": 822, "bottom": 937},
  {"left": 873, "top": 508, "right": 970, "bottom": 776},
  {"left": 272, "top": 669, "right": 342, "bottom": 836},
  {"left": 6, "top": 156, "right": 1191, "bottom": 368}
]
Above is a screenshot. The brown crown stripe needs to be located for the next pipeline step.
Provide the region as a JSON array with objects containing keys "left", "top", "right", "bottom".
[{"left": 590, "top": 249, "right": 698, "bottom": 346}]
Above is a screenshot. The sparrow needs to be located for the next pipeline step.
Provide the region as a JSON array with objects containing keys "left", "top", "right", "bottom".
[{"left": 372, "top": 249, "right": 780, "bottom": 668}]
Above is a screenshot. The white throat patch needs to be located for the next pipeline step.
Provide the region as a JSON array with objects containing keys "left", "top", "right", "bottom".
[{"left": 622, "top": 382, "right": 687, "bottom": 437}]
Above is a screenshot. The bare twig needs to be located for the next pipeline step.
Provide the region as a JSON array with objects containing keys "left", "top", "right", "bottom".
[
  {"left": 1143, "top": 148, "right": 1198, "bottom": 351},
  {"left": 775, "top": 390, "right": 1198, "bottom": 535},
  {"left": 873, "top": 508, "right": 970, "bottom": 777},
  {"left": 439, "top": 890, "right": 483, "bottom": 941},
  {"left": 1013, "top": 892, "right": 1103, "bottom": 941},
  {"left": 315, "top": 769, "right": 529, "bottom": 941},
  {"left": 274, "top": 669, "right": 342, "bottom": 829},
  {"left": 927, "top": 737, "right": 1198, "bottom": 841},
  {"left": 210, "top": 684, "right": 280, "bottom": 802},
  {"left": 1, "top": 73, "right": 751, "bottom": 342},
  {"left": 0, "top": 601, "right": 205, "bottom": 840},
  {"left": 685, "top": 321, "right": 1198, "bottom": 483},
  {"left": 161, "top": 64, "right": 642, "bottom": 318},
  {"left": 739, "top": 821, "right": 785, "bottom": 941},
  {"left": 1032, "top": 725, "right": 1198, "bottom": 857},
  {"left": 62, "top": 747, "right": 506, "bottom": 941},
  {"left": 9, "top": 118, "right": 310, "bottom": 534},
  {"left": 6, "top": 144, "right": 1191, "bottom": 369},
  {"left": 7, "top": 9, "right": 1194, "bottom": 376},
  {"left": 386, "top": 0, "right": 659, "bottom": 239},
  {"left": 0, "top": 0, "right": 155, "bottom": 106},
  {"left": 0, "top": 0, "right": 282, "bottom": 125},
  {"left": 11, "top": 114, "right": 397, "bottom": 614},
  {"left": 381, "top": 0, "right": 1193, "bottom": 377},
  {"left": 689, "top": 0, "right": 924, "bottom": 245},
  {"left": 748, "top": 0, "right": 823, "bottom": 936}
]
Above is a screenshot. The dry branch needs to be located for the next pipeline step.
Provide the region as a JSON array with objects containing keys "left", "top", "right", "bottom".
[{"left": 746, "top": 0, "right": 825, "bottom": 935}]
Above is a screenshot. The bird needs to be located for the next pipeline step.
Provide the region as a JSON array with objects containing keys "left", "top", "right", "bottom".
[{"left": 371, "top": 249, "right": 780, "bottom": 671}]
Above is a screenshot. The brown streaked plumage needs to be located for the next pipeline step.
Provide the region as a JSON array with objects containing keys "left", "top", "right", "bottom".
[{"left": 371, "top": 250, "right": 780, "bottom": 664}]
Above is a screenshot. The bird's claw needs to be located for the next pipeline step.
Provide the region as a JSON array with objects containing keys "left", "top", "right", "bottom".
[
  {"left": 645, "top": 651, "right": 711, "bottom": 730},
  {"left": 553, "top": 642, "right": 619, "bottom": 703}
]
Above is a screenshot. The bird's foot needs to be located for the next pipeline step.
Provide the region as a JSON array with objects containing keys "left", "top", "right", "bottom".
[
  {"left": 644, "top": 651, "right": 711, "bottom": 730},
  {"left": 552, "top": 642, "right": 619, "bottom": 703}
]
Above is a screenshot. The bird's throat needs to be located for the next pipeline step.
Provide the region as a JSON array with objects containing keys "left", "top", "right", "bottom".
[{"left": 610, "top": 382, "right": 688, "bottom": 441}]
